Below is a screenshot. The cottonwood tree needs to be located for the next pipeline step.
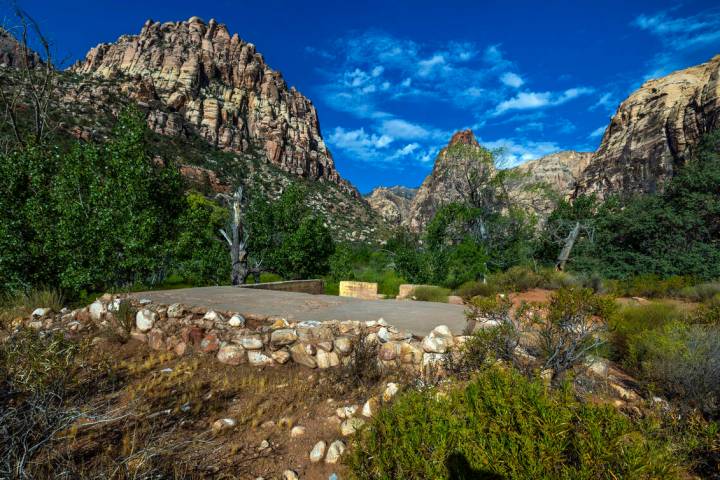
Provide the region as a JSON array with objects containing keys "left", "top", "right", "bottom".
[
  {"left": 0, "top": 9, "right": 55, "bottom": 150},
  {"left": 216, "top": 186, "right": 250, "bottom": 285}
]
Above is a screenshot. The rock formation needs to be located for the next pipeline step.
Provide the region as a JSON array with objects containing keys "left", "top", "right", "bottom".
[
  {"left": 405, "top": 130, "right": 480, "bottom": 230},
  {"left": 70, "top": 17, "right": 355, "bottom": 194},
  {"left": 401, "top": 130, "right": 592, "bottom": 230},
  {"left": 575, "top": 54, "right": 720, "bottom": 198},
  {"left": 365, "top": 186, "right": 417, "bottom": 224},
  {"left": 0, "top": 27, "right": 40, "bottom": 68}
]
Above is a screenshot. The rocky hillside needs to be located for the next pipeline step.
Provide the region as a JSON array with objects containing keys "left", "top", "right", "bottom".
[
  {"left": 1, "top": 20, "right": 387, "bottom": 242},
  {"left": 365, "top": 186, "right": 417, "bottom": 224},
  {"left": 575, "top": 54, "right": 720, "bottom": 198},
  {"left": 0, "top": 27, "right": 40, "bottom": 68},
  {"left": 401, "top": 130, "right": 592, "bottom": 230},
  {"left": 70, "top": 17, "right": 354, "bottom": 195}
]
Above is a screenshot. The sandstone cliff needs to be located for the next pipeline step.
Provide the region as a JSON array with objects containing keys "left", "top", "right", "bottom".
[
  {"left": 0, "top": 27, "right": 39, "bottom": 68},
  {"left": 403, "top": 130, "right": 592, "bottom": 230},
  {"left": 70, "top": 17, "right": 354, "bottom": 195},
  {"left": 365, "top": 186, "right": 418, "bottom": 224},
  {"left": 576, "top": 54, "right": 720, "bottom": 197}
]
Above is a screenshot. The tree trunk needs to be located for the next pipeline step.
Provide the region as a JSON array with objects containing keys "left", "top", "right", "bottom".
[
  {"left": 219, "top": 187, "right": 250, "bottom": 286},
  {"left": 556, "top": 221, "right": 581, "bottom": 271}
]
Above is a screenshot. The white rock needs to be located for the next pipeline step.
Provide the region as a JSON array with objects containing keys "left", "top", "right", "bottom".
[
  {"left": 89, "top": 301, "right": 106, "bottom": 321},
  {"left": 316, "top": 349, "right": 340, "bottom": 369},
  {"left": 204, "top": 310, "right": 224, "bottom": 322},
  {"left": 336, "top": 405, "right": 358, "bottom": 419},
  {"left": 167, "top": 303, "right": 185, "bottom": 318},
  {"left": 258, "top": 439, "right": 270, "bottom": 450},
  {"left": 383, "top": 383, "right": 399, "bottom": 402},
  {"left": 421, "top": 325, "right": 454, "bottom": 353},
  {"left": 138, "top": 298, "right": 152, "bottom": 305},
  {"left": 282, "top": 471, "right": 298, "bottom": 480},
  {"left": 309, "top": 440, "right": 326, "bottom": 462},
  {"left": 272, "top": 350, "right": 291, "bottom": 364},
  {"left": 212, "top": 418, "right": 236, "bottom": 432},
  {"left": 237, "top": 335, "right": 264, "bottom": 350},
  {"left": 362, "top": 397, "right": 379, "bottom": 417},
  {"left": 377, "top": 317, "right": 389, "bottom": 326},
  {"left": 422, "top": 352, "right": 446, "bottom": 370},
  {"left": 340, "top": 417, "right": 366, "bottom": 436},
  {"left": 364, "top": 319, "right": 378, "bottom": 327},
  {"left": 377, "top": 327, "right": 391, "bottom": 342},
  {"left": 228, "top": 314, "right": 245, "bottom": 327},
  {"left": 135, "top": 309, "right": 157, "bottom": 332},
  {"left": 217, "top": 345, "right": 245, "bottom": 365},
  {"left": 248, "top": 351, "right": 274, "bottom": 366},
  {"left": 333, "top": 336, "right": 353, "bottom": 354},
  {"left": 325, "top": 440, "right": 346, "bottom": 464},
  {"left": 290, "top": 425, "right": 306, "bottom": 438},
  {"left": 31, "top": 307, "right": 51, "bottom": 318}
]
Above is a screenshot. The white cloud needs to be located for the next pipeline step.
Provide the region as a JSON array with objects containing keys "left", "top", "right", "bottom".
[
  {"left": 500, "top": 72, "right": 524, "bottom": 88},
  {"left": 589, "top": 126, "right": 606, "bottom": 138},
  {"left": 328, "top": 127, "right": 393, "bottom": 162},
  {"left": 494, "top": 87, "right": 593, "bottom": 115},
  {"left": 632, "top": 9, "right": 720, "bottom": 79},
  {"left": 590, "top": 92, "right": 617, "bottom": 113},
  {"left": 479, "top": 137, "right": 563, "bottom": 167},
  {"left": 417, "top": 54, "right": 446, "bottom": 76}
]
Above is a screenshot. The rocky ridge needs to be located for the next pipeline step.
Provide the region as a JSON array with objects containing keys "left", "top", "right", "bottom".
[
  {"left": 365, "top": 186, "right": 418, "bottom": 224},
  {"left": 400, "top": 130, "right": 592, "bottom": 230},
  {"left": 0, "top": 27, "right": 40, "bottom": 68},
  {"left": 575, "top": 54, "right": 720, "bottom": 198},
  {"left": 70, "top": 17, "right": 356, "bottom": 196}
]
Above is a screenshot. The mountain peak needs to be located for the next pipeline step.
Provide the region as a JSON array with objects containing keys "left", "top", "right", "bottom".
[
  {"left": 70, "top": 17, "right": 357, "bottom": 196},
  {"left": 447, "top": 129, "right": 479, "bottom": 147}
]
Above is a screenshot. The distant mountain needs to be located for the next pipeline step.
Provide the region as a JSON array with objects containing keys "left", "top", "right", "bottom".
[
  {"left": 392, "top": 130, "right": 591, "bottom": 230},
  {"left": 365, "top": 186, "right": 418, "bottom": 224},
  {"left": 0, "top": 27, "right": 40, "bottom": 68},
  {"left": 575, "top": 54, "right": 720, "bottom": 198}
]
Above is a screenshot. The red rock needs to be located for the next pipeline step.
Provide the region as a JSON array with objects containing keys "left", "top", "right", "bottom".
[{"left": 200, "top": 333, "right": 220, "bottom": 353}]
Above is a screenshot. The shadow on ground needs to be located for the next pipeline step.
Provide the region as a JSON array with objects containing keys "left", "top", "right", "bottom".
[{"left": 447, "top": 452, "right": 505, "bottom": 480}]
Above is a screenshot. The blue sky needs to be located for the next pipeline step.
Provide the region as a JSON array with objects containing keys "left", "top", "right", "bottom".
[{"left": 8, "top": 0, "right": 720, "bottom": 193}]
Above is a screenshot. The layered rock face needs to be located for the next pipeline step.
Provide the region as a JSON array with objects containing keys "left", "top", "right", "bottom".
[
  {"left": 403, "top": 130, "right": 592, "bottom": 230},
  {"left": 70, "top": 17, "right": 352, "bottom": 193},
  {"left": 406, "top": 130, "right": 481, "bottom": 230},
  {"left": 0, "top": 27, "right": 40, "bottom": 68},
  {"left": 365, "top": 186, "right": 417, "bottom": 224},
  {"left": 575, "top": 54, "right": 720, "bottom": 197}
]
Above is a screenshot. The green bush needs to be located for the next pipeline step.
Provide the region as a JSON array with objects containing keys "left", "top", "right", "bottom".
[
  {"left": 346, "top": 367, "right": 685, "bottom": 479},
  {"left": 454, "top": 280, "right": 496, "bottom": 299},
  {"left": 0, "top": 288, "right": 64, "bottom": 329},
  {"left": 609, "top": 302, "right": 685, "bottom": 362},
  {"left": 411, "top": 286, "right": 450, "bottom": 303},
  {"left": 487, "top": 265, "right": 543, "bottom": 292},
  {"left": 607, "top": 275, "right": 695, "bottom": 298},
  {"left": 628, "top": 321, "right": 720, "bottom": 418},
  {"left": 678, "top": 282, "right": 720, "bottom": 302}
]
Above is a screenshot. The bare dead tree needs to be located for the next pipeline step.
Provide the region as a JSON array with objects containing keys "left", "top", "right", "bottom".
[
  {"left": 216, "top": 186, "right": 250, "bottom": 285},
  {"left": 0, "top": 8, "right": 55, "bottom": 149},
  {"left": 550, "top": 220, "right": 595, "bottom": 271}
]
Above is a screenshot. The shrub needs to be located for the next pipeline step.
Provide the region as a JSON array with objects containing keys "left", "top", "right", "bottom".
[
  {"left": 454, "top": 280, "right": 496, "bottom": 300},
  {"left": 411, "top": 286, "right": 450, "bottom": 303},
  {"left": 628, "top": 321, "right": 720, "bottom": 418},
  {"left": 0, "top": 287, "right": 64, "bottom": 329},
  {"left": 609, "top": 302, "right": 685, "bottom": 362},
  {"left": 487, "top": 265, "right": 543, "bottom": 292},
  {"left": 535, "top": 288, "right": 616, "bottom": 382},
  {"left": 346, "top": 367, "right": 685, "bottom": 479},
  {"left": 328, "top": 329, "right": 381, "bottom": 394},
  {"left": 678, "top": 282, "right": 720, "bottom": 302}
]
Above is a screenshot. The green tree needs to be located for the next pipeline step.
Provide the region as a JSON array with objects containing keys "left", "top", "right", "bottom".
[{"left": 247, "top": 184, "right": 334, "bottom": 279}]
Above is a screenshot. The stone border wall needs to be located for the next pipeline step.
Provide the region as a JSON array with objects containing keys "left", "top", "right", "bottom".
[
  {"left": 17, "top": 294, "right": 467, "bottom": 372},
  {"left": 239, "top": 279, "right": 324, "bottom": 295}
]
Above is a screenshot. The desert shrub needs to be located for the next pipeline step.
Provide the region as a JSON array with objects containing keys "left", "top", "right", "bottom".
[
  {"left": 609, "top": 302, "right": 685, "bottom": 362},
  {"left": 535, "top": 288, "right": 616, "bottom": 382},
  {"left": 487, "top": 265, "right": 543, "bottom": 292},
  {"left": 691, "top": 296, "right": 720, "bottom": 325},
  {"left": 678, "top": 281, "right": 720, "bottom": 302},
  {"left": 628, "top": 321, "right": 720, "bottom": 417},
  {"left": 0, "top": 287, "right": 64, "bottom": 329},
  {"left": 346, "top": 367, "right": 684, "bottom": 479},
  {"left": 329, "top": 330, "right": 381, "bottom": 393},
  {"left": 411, "top": 286, "right": 450, "bottom": 303},
  {"left": 454, "top": 280, "right": 497, "bottom": 300},
  {"left": 537, "top": 267, "right": 581, "bottom": 289},
  {"left": 607, "top": 275, "right": 695, "bottom": 298}
]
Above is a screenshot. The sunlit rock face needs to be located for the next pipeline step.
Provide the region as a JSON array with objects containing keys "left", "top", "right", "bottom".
[
  {"left": 71, "top": 16, "right": 356, "bottom": 195},
  {"left": 575, "top": 54, "right": 720, "bottom": 198}
]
